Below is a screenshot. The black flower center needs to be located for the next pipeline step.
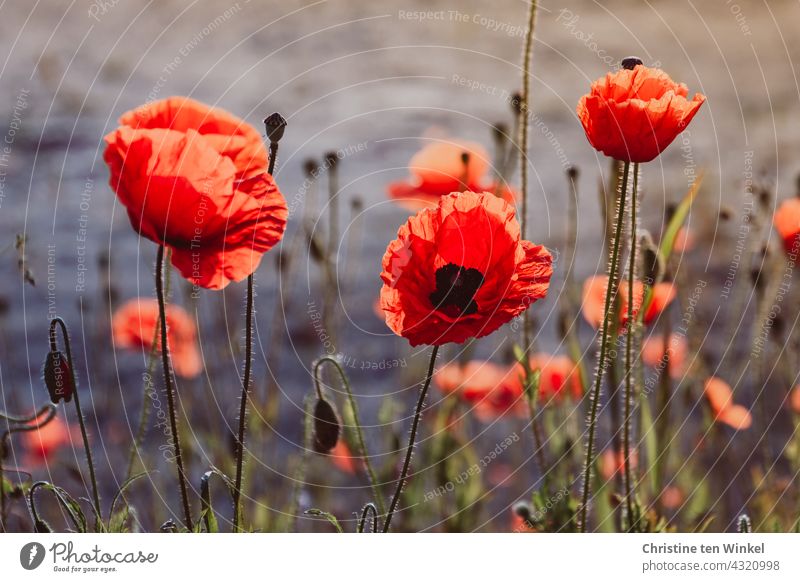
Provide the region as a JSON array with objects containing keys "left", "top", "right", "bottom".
[{"left": 429, "top": 263, "right": 484, "bottom": 317}]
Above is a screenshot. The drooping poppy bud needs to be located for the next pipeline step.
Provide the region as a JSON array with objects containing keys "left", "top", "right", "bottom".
[
  {"left": 312, "top": 397, "right": 341, "bottom": 453},
  {"left": 43, "top": 350, "right": 74, "bottom": 404}
]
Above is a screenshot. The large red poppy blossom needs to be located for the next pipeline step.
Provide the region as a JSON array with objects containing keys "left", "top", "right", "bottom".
[
  {"left": 577, "top": 65, "right": 706, "bottom": 163},
  {"left": 388, "top": 139, "right": 517, "bottom": 211},
  {"left": 703, "top": 377, "right": 752, "bottom": 430},
  {"left": 581, "top": 275, "right": 676, "bottom": 330},
  {"left": 112, "top": 298, "right": 202, "bottom": 378},
  {"left": 104, "top": 96, "right": 287, "bottom": 289},
  {"left": 380, "top": 191, "right": 552, "bottom": 346},
  {"left": 773, "top": 197, "right": 800, "bottom": 257},
  {"left": 435, "top": 360, "right": 525, "bottom": 420}
]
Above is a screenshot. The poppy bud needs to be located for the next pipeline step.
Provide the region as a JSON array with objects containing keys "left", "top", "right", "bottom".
[
  {"left": 719, "top": 206, "right": 733, "bottom": 221},
  {"left": 263, "top": 112, "right": 287, "bottom": 143},
  {"left": 324, "top": 151, "right": 339, "bottom": 168},
  {"left": 640, "top": 232, "right": 663, "bottom": 286},
  {"left": 621, "top": 56, "right": 643, "bottom": 70},
  {"left": 312, "top": 397, "right": 341, "bottom": 453},
  {"left": 566, "top": 165, "right": 579, "bottom": 180},
  {"left": 43, "top": 350, "right": 74, "bottom": 404},
  {"left": 303, "top": 158, "right": 318, "bottom": 177}
]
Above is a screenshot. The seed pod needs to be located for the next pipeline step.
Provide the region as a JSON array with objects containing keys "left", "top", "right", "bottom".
[
  {"left": 303, "top": 158, "right": 318, "bottom": 177},
  {"left": 43, "top": 350, "right": 74, "bottom": 404},
  {"left": 312, "top": 397, "right": 341, "bottom": 453}
]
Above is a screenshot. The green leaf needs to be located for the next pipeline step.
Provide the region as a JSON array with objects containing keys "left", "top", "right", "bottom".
[{"left": 304, "top": 508, "right": 343, "bottom": 533}]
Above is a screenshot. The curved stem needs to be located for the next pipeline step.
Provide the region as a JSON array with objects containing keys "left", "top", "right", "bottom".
[
  {"left": 358, "top": 502, "right": 378, "bottom": 533},
  {"left": 622, "top": 162, "right": 639, "bottom": 530},
  {"left": 314, "top": 356, "right": 386, "bottom": 517},
  {"left": 232, "top": 273, "right": 254, "bottom": 532},
  {"left": 578, "top": 160, "right": 630, "bottom": 532},
  {"left": 155, "top": 245, "right": 193, "bottom": 529},
  {"left": 49, "top": 317, "right": 102, "bottom": 530},
  {"left": 382, "top": 345, "right": 439, "bottom": 532}
]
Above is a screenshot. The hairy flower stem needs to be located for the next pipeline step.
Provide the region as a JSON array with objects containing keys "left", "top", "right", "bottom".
[
  {"left": 126, "top": 251, "right": 172, "bottom": 480},
  {"left": 578, "top": 160, "right": 630, "bottom": 532},
  {"left": 155, "top": 245, "right": 193, "bottom": 530},
  {"left": 519, "top": 0, "right": 538, "bottom": 353},
  {"left": 49, "top": 317, "right": 102, "bottom": 530},
  {"left": 622, "top": 162, "right": 640, "bottom": 530},
  {"left": 382, "top": 345, "right": 439, "bottom": 532},
  {"left": 232, "top": 127, "right": 284, "bottom": 532}
]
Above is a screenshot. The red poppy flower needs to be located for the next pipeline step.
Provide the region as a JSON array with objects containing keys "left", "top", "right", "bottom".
[
  {"left": 577, "top": 65, "right": 706, "bottom": 163},
  {"left": 641, "top": 333, "right": 688, "bottom": 379},
  {"left": 659, "top": 485, "right": 685, "bottom": 510},
  {"left": 104, "top": 96, "right": 287, "bottom": 289},
  {"left": 388, "top": 139, "right": 517, "bottom": 211},
  {"left": 527, "top": 353, "right": 583, "bottom": 403},
  {"left": 112, "top": 298, "right": 202, "bottom": 378},
  {"left": 703, "top": 377, "right": 752, "bottom": 430},
  {"left": 23, "top": 415, "right": 76, "bottom": 464},
  {"left": 380, "top": 191, "right": 552, "bottom": 346},
  {"left": 581, "top": 275, "right": 676, "bottom": 330},
  {"left": 773, "top": 197, "right": 800, "bottom": 256},
  {"left": 435, "top": 360, "right": 525, "bottom": 420}
]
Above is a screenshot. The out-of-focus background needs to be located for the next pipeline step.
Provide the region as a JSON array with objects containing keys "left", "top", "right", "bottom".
[{"left": 1, "top": 0, "right": 799, "bottom": 532}]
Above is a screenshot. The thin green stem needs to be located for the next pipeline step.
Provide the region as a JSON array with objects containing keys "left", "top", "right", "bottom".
[
  {"left": 126, "top": 250, "right": 172, "bottom": 480},
  {"left": 314, "top": 356, "right": 386, "bottom": 517},
  {"left": 155, "top": 244, "right": 193, "bottom": 529},
  {"left": 622, "top": 162, "right": 640, "bottom": 530},
  {"left": 382, "top": 345, "right": 439, "bottom": 532},
  {"left": 578, "top": 160, "right": 630, "bottom": 532},
  {"left": 49, "top": 317, "right": 102, "bottom": 530}
]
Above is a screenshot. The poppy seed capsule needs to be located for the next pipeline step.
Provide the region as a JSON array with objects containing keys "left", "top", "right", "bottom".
[
  {"left": 621, "top": 56, "right": 643, "bottom": 70},
  {"left": 324, "top": 151, "right": 338, "bottom": 168},
  {"left": 263, "top": 112, "right": 287, "bottom": 143},
  {"left": 312, "top": 397, "right": 341, "bottom": 453},
  {"left": 303, "top": 158, "right": 318, "bottom": 177},
  {"left": 43, "top": 350, "right": 74, "bottom": 404}
]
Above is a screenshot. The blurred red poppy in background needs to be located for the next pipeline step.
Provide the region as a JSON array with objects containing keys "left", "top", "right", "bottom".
[
  {"left": 577, "top": 64, "right": 706, "bottom": 163},
  {"left": 23, "top": 415, "right": 76, "bottom": 465},
  {"left": 704, "top": 377, "right": 752, "bottom": 430},
  {"left": 641, "top": 333, "right": 688, "bottom": 379},
  {"left": 112, "top": 298, "right": 202, "bottom": 378},
  {"left": 581, "top": 275, "right": 676, "bottom": 330},
  {"left": 791, "top": 385, "right": 800, "bottom": 414},
  {"left": 526, "top": 353, "right": 583, "bottom": 403},
  {"left": 600, "top": 448, "right": 639, "bottom": 481},
  {"left": 380, "top": 191, "right": 552, "bottom": 346},
  {"left": 104, "top": 96, "right": 287, "bottom": 289},
  {"left": 773, "top": 197, "right": 800, "bottom": 257},
  {"left": 388, "top": 139, "right": 517, "bottom": 211},
  {"left": 435, "top": 360, "right": 525, "bottom": 420}
]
